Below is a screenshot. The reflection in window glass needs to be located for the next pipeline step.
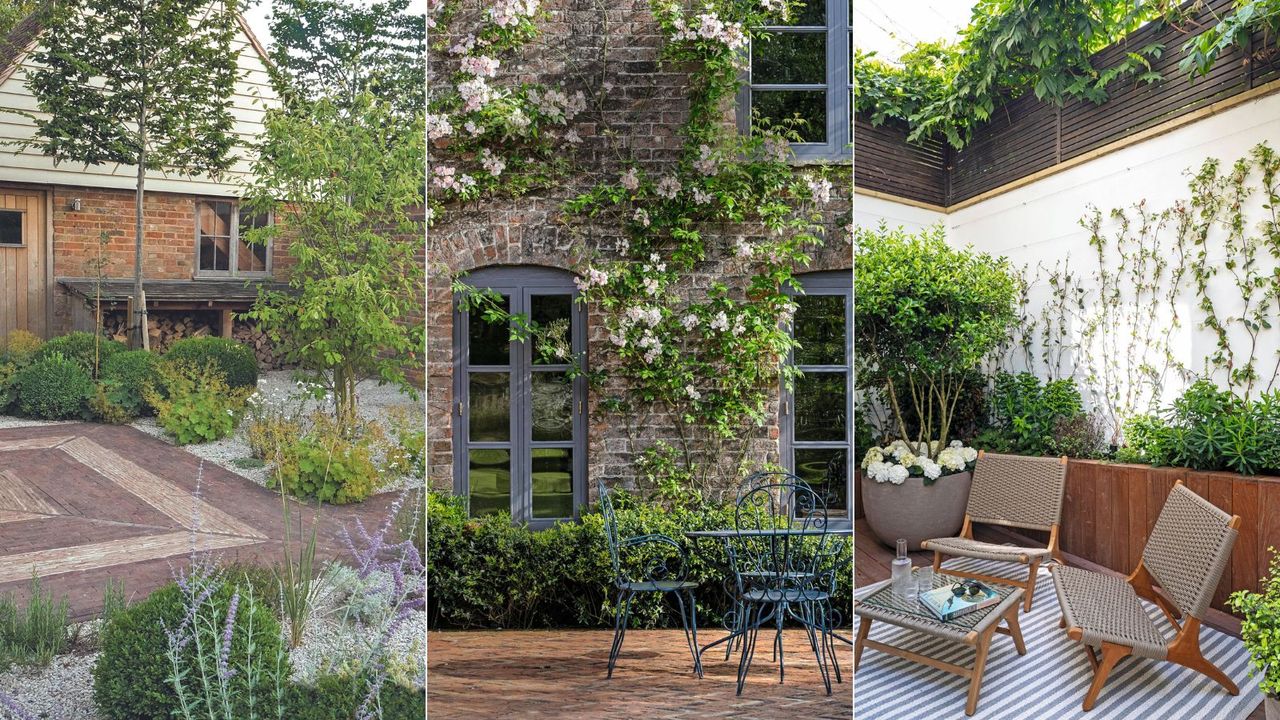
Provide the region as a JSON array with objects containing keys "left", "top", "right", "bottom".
[
  {"left": 469, "top": 372, "right": 510, "bottom": 442},
  {"left": 532, "top": 372, "right": 573, "bottom": 441},
  {"left": 531, "top": 294, "right": 573, "bottom": 364},
  {"left": 781, "top": 0, "right": 824, "bottom": 26},
  {"left": 468, "top": 295, "right": 510, "bottom": 365},
  {"left": 0, "top": 210, "right": 22, "bottom": 245},
  {"left": 753, "top": 33, "right": 826, "bottom": 84},
  {"left": 752, "top": 90, "right": 826, "bottom": 142},
  {"left": 237, "top": 212, "right": 270, "bottom": 273},
  {"left": 795, "top": 371, "right": 847, "bottom": 442},
  {"left": 197, "top": 201, "right": 233, "bottom": 271},
  {"left": 795, "top": 448, "right": 847, "bottom": 511},
  {"left": 469, "top": 449, "right": 511, "bottom": 516},
  {"left": 794, "top": 294, "right": 846, "bottom": 365},
  {"left": 532, "top": 448, "right": 573, "bottom": 518}
]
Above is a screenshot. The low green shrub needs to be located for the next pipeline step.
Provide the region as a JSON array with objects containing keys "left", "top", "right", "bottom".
[
  {"left": 164, "top": 336, "right": 259, "bottom": 388},
  {"left": 92, "top": 581, "right": 287, "bottom": 720},
  {"left": 1, "top": 329, "right": 43, "bottom": 367},
  {"left": 1117, "top": 380, "right": 1280, "bottom": 475},
  {"left": 425, "top": 491, "right": 853, "bottom": 631},
  {"left": 1230, "top": 548, "right": 1280, "bottom": 697},
  {"left": 270, "top": 414, "right": 379, "bottom": 504},
  {"left": 13, "top": 353, "right": 92, "bottom": 419},
  {"left": 974, "top": 372, "right": 1102, "bottom": 458},
  {"left": 0, "top": 576, "right": 70, "bottom": 672},
  {"left": 35, "top": 331, "right": 125, "bottom": 377},
  {"left": 143, "top": 360, "right": 249, "bottom": 444},
  {"left": 0, "top": 361, "right": 16, "bottom": 412},
  {"left": 99, "top": 349, "right": 160, "bottom": 417},
  {"left": 286, "top": 673, "right": 423, "bottom": 720}
]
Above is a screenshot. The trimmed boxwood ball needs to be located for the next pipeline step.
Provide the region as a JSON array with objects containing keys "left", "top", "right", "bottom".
[
  {"left": 287, "top": 673, "right": 425, "bottom": 720},
  {"left": 164, "top": 337, "right": 259, "bottom": 388},
  {"left": 35, "top": 331, "right": 126, "bottom": 377},
  {"left": 99, "top": 350, "right": 160, "bottom": 416},
  {"left": 13, "top": 354, "right": 92, "bottom": 419},
  {"left": 92, "top": 581, "right": 288, "bottom": 720}
]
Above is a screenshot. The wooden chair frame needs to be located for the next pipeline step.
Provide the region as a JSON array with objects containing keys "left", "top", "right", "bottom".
[
  {"left": 1059, "top": 481, "right": 1241, "bottom": 712},
  {"left": 929, "top": 454, "right": 1068, "bottom": 613}
]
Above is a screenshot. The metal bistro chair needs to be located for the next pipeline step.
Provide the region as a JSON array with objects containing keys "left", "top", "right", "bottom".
[
  {"left": 728, "top": 478, "right": 833, "bottom": 695},
  {"left": 598, "top": 480, "right": 702, "bottom": 679}
]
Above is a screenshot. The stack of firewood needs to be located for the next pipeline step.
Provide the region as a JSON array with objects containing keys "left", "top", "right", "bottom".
[
  {"left": 233, "top": 323, "right": 286, "bottom": 369},
  {"left": 102, "top": 311, "right": 214, "bottom": 352}
]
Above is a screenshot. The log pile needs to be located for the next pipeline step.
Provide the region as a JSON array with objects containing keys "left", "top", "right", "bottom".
[
  {"left": 233, "top": 322, "right": 287, "bottom": 369},
  {"left": 103, "top": 311, "right": 214, "bottom": 353}
]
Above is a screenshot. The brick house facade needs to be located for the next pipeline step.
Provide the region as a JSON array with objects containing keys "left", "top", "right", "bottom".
[{"left": 427, "top": 0, "right": 853, "bottom": 522}]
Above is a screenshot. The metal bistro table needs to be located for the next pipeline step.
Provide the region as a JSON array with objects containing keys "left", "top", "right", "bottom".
[{"left": 684, "top": 527, "right": 853, "bottom": 687}]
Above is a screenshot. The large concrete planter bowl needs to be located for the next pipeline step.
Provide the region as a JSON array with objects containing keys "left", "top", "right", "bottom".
[{"left": 861, "top": 470, "right": 972, "bottom": 551}]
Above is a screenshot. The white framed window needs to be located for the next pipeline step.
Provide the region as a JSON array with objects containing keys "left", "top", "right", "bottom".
[
  {"left": 195, "top": 200, "right": 272, "bottom": 277},
  {"left": 736, "top": 0, "right": 851, "bottom": 162}
]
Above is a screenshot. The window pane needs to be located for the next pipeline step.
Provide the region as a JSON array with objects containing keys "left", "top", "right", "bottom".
[
  {"left": 531, "top": 294, "right": 573, "bottom": 364},
  {"left": 794, "top": 294, "right": 846, "bottom": 365},
  {"left": 795, "top": 371, "right": 847, "bottom": 441},
  {"left": 199, "top": 201, "right": 232, "bottom": 236},
  {"left": 795, "top": 448, "right": 847, "bottom": 512},
  {"left": 0, "top": 210, "right": 21, "bottom": 245},
  {"left": 469, "top": 449, "right": 510, "bottom": 517},
  {"left": 197, "top": 202, "right": 232, "bottom": 271},
  {"left": 753, "top": 32, "right": 825, "bottom": 85},
  {"left": 532, "top": 372, "right": 573, "bottom": 441},
  {"left": 469, "top": 372, "right": 510, "bottom": 441},
  {"left": 468, "top": 295, "right": 510, "bottom": 365},
  {"left": 532, "top": 448, "right": 573, "bottom": 518},
  {"left": 780, "top": 0, "right": 825, "bottom": 26},
  {"left": 199, "top": 235, "right": 230, "bottom": 271},
  {"left": 752, "top": 90, "right": 826, "bottom": 142},
  {"left": 237, "top": 241, "right": 268, "bottom": 273}
]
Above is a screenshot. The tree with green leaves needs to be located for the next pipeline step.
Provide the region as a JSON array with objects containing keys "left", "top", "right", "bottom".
[
  {"left": 24, "top": 0, "right": 239, "bottom": 347},
  {"left": 0, "top": 0, "right": 39, "bottom": 39},
  {"left": 241, "top": 92, "right": 425, "bottom": 427},
  {"left": 268, "top": 0, "right": 424, "bottom": 117}
]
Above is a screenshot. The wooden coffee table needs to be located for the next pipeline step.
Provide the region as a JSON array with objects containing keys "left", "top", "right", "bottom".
[{"left": 854, "top": 571, "right": 1026, "bottom": 716}]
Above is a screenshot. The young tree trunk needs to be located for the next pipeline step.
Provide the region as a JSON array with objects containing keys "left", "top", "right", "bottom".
[{"left": 132, "top": 98, "right": 148, "bottom": 349}]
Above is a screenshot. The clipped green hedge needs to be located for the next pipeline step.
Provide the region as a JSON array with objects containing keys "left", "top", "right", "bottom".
[
  {"left": 286, "top": 674, "right": 424, "bottom": 720},
  {"left": 426, "top": 491, "right": 853, "bottom": 630},
  {"left": 35, "top": 331, "right": 125, "bottom": 377},
  {"left": 164, "top": 337, "right": 259, "bottom": 388},
  {"left": 13, "top": 354, "right": 92, "bottom": 419},
  {"left": 99, "top": 350, "right": 160, "bottom": 417}
]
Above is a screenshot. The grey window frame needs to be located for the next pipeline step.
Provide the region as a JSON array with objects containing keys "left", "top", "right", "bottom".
[
  {"left": 781, "top": 269, "right": 852, "bottom": 528},
  {"left": 451, "top": 265, "right": 589, "bottom": 529},
  {"left": 193, "top": 199, "right": 273, "bottom": 279},
  {"left": 735, "top": 0, "right": 851, "bottom": 163}
]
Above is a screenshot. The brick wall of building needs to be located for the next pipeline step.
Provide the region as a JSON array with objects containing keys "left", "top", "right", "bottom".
[
  {"left": 47, "top": 186, "right": 292, "bottom": 332},
  {"left": 427, "top": 0, "right": 853, "bottom": 497}
]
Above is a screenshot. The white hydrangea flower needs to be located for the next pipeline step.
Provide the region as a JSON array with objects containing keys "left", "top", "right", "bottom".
[
  {"left": 921, "top": 460, "right": 942, "bottom": 480},
  {"left": 888, "top": 465, "right": 909, "bottom": 484}
]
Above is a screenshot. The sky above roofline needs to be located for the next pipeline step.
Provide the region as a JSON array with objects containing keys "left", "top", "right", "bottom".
[{"left": 854, "top": 0, "right": 970, "bottom": 62}]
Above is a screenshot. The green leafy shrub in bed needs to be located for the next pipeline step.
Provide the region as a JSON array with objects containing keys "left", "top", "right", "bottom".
[
  {"left": 35, "top": 331, "right": 125, "bottom": 377},
  {"left": 425, "top": 490, "right": 853, "bottom": 631},
  {"left": 0, "top": 329, "right": 43, "bottom": 367},
  {"left": 143, "top": 360, "right": 249, "bottom": 444},
  {"left": 13, "top": 353, "right": 92, "bottom": 419},
  {"left": 286, "top": 672, "right": 424, "bottom": 720},
  {"left": 92, "top": 581, "right": 286, "bottom": 720},
  {"left": 164, "top": 336, "right": 259, "bottom": 388},
  {"left": 99, "top": 349, "right": 160, "bottom": 417}
]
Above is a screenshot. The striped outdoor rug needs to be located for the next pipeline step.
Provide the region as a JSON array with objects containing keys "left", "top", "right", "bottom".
[{"left": 853, "top": 557, "right": 1262, "bottom": 720}]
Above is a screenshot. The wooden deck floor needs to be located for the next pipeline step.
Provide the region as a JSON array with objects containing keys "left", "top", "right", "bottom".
[{"left": 854, "top": 518, "right": 1263, "bottom": 719}]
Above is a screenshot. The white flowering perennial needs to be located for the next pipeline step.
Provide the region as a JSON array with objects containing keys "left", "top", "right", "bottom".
[
  {"left": 861, "top": 440, "right": 979, "bottom": 484},
  {"left": 668, "top": 5, "right": 748, "bottom": 50}
]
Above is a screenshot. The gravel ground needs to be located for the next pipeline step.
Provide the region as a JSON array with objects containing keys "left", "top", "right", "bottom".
[{"left": 0, "top": 651, "right": 99, "bottom": 719}]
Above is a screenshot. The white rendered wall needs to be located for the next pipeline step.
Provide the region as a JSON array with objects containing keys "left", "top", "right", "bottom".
[
  {"left": 854, "top": 191, "right": 945, "bottom": 233},
  {"left": 946, "top": 88, "right": 1280, "bottom": 407}
]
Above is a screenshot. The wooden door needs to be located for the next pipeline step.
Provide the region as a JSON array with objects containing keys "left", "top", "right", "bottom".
[{"left": 0, "top": 189, "right": 48, "bottom": 338}]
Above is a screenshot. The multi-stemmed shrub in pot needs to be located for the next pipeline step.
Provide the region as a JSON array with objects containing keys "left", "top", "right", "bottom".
[
  {"left": 1230, "top": 549, "right": 1280, "bottom": 719},
  {"left": 853, "top": 224, "right": 1019, "bottom": 548}
]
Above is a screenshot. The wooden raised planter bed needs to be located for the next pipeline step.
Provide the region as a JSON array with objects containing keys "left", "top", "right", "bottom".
[{"left": 1040, "top": 460, "right": 1279, "bottom": 614}]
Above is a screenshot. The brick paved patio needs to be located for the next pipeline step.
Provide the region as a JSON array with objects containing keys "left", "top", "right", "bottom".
[
  {"left": 428, "top": 628, "right": 853, "bottom": 719},
  {"left": 0, "top": 423, "right": 400, "bottom": 619}
]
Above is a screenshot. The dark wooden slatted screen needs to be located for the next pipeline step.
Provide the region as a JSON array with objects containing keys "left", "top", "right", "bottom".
[
  {"left": 853, "top": 117, "right": 946, "bottom": 207},
  {"left": 854, "top": 0, "right": 1280, "bottom": 206}
]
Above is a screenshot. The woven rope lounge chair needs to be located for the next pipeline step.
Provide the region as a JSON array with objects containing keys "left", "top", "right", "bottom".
[
  {"left": 921, "top": 451, "right": 1068, "bottom": 612},
  {"left": 1051, "top": 480, "right": 1240, "bottom": 712}
]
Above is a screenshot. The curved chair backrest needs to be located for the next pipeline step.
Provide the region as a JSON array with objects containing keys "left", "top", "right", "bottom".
[
  {"left": 732, "top": 479, "right": 828, "bottom": 588},
  {"left": 966, "top": 452, "right": 1068, "bottom": 532},
  {"left": 598, "top": 480, "right": 624, "bottom": 587},
  {"left": 1142, "top": 482, "right": 1239, "bottom": 620}
]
